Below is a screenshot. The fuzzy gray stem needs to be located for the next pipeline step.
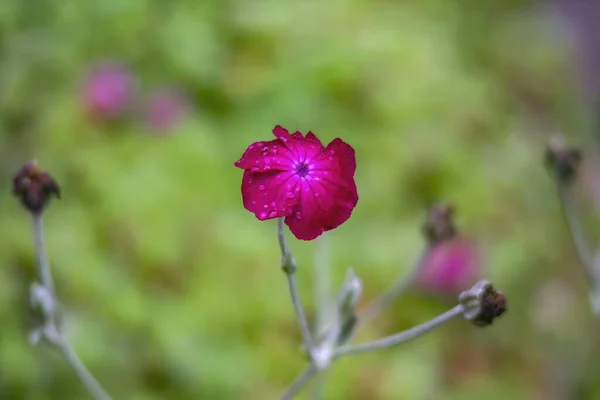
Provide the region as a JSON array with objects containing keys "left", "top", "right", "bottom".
[
  {"left": 556, "top": 181, "right": 594, "bottom": 283},
  {"left": 311, "top": 234, "right": 332, "bottom": 399},
  {"left": 33, "top": 214, "right": 55, "bottom": 294},
  {"left": 277, "top": 218, "right": 314, "bottom": 351},
  {"left": 280, "top": 364, "right": 317, "bottom": 400},
  {"left": 32, "top": 214, "right": 112, "bottom": 400},
  {"left": 335, "top": 305, "right": 463, "bottom": 357},
  {"left": 57, "top": 337, "right": 112, "bottom": 400}
]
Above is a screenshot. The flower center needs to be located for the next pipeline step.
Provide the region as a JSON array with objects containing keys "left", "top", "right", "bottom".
[{"left": 295, "top": 162, "right": 309, "bottom": 177}]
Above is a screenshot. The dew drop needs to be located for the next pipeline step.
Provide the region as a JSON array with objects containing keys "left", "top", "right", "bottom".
[
  {"left": 248, "top": 144, "right": 255, "bottom": 150},
  {"left": 314, "top": 192, "right": 320, "bottom": 197},
  {"left": 295, "top": 212, "right": 303, "bottom": 220},
  {"left": 270, "top": 201, "right": 277, "bottom": 207},
  {"left": 251, "top": 200, "right": 257, "bottom": 205},
  {"left": 258, "top": 185, "right": 265, "bottom": 191},
  {"left": 259, "top": 212, "right": 267, "bottom": 219},
  {"left": 286, "top": 192, "right": 295, "bottom": 199},
  {"left": 268, "top": 211, "right": 278, "bottom": 218}
]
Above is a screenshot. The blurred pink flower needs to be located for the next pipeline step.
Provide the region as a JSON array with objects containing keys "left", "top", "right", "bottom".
[
  {"left": 143, "top": 88, "right": 190, "bottom": 132},
  {"left": 83, "top": 62, "right": 134, "bottom": 121},
  {"left": 416, "top": 238, "right": 480, "bottom": 296}
]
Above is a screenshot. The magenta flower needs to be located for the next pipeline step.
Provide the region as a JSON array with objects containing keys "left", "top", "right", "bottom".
[
  {"left": 82, "top": 62, "right": 134, "bottom": 121},
  {"left": 416, "top": 238, "right": 479, "bottom": 296},
  {"left": 143, "top": 88, "right": 190, "bottom": 132},
  {"left": 234, "top": 126, "right": 358, "bottom": 240}
]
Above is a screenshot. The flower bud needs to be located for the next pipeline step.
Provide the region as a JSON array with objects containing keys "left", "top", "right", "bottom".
[
  {"left": 417, "top": 238, "right": 480, "bottom": 297},
  {"left": 12, "top": 161, "right": 60, "bottom": 214},
  {"left": 422, "top": 202, "right": 457, "bottom": 245},
  {"left": 459, "top": 280, "right": 506, "bottom": 327},
  {"left": 545, "top": 135, "right": 582, "bottom": 184}
]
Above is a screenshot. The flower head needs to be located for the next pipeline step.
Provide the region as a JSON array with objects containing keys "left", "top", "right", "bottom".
[
  {"left": 234, "top": 126, "right": 358, "bottom": 240},
  {"left": 82, "top": 62, "right": 134, "bottom": 121}
]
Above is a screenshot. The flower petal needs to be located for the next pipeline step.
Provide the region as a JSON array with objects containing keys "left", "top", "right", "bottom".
[
  {"left": 234, "top": 139, "right": 295, "bottom": 172},
  {"left": 318, "top": 179, "right": 358, "bottom": 231},
  {"left": 305, "top": 132, "right": 323, "bottom": 146},
  {"left": 311, "top": 138, "right": 356, "bottom": 179},
  {"left": 285, "top": 178, "right": 358, "bottom": 240},
  {"left": 272, "top": 126, "right": 308, "bottom": 161},
  {"left": 304, "top": 177, "right": 336, "bottom": 211},
  {"left": 241, "top": 170, "right": 300, "bottom": 220},
  {"left": 285, "top": 199, "right": 324, "bottom": 240}
]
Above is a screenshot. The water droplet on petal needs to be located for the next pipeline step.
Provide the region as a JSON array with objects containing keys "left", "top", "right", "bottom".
[
  {"left": 259, "top": 212, "right": 267, "bottom": 219},
  {"left": 314, "top": 192, "right": 320, "bottom": 197},
  {"left": 295, "top": 212, "right": 303, "bottom": 220},
  {"left": 268, "top": 211, "right": 277, "bottom": 218},
  {"left": 270, "top": 201, "right": 277, "bottom": 207},
  {"left": 286, "top": 192, "right": 295, "bottom": 199},
  {"left": 258, "top": 185, "right": 265, "bottom": 191}
]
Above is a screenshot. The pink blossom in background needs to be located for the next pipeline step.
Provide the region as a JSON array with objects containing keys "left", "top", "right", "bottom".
[
  {"left": 234, "top": 125, "right": 358, "bottom": 241},
  {"left": 82, "top": 62, "right": 134, "bottom": 121},
  {"left": 143, "top": 88, "right": 190, "bottom": 132},
  {"left": 417, "top": 238, "right": 480, "bottom": 296}
]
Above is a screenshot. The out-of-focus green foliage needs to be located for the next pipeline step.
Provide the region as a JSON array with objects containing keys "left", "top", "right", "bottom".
[{"left": 1, "top": 0, "right": 599, "bottom": 399}]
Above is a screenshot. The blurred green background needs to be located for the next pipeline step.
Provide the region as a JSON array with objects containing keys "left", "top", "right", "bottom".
[{"left": 2, "top": 0, "right": 600, "bottom": 399}]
